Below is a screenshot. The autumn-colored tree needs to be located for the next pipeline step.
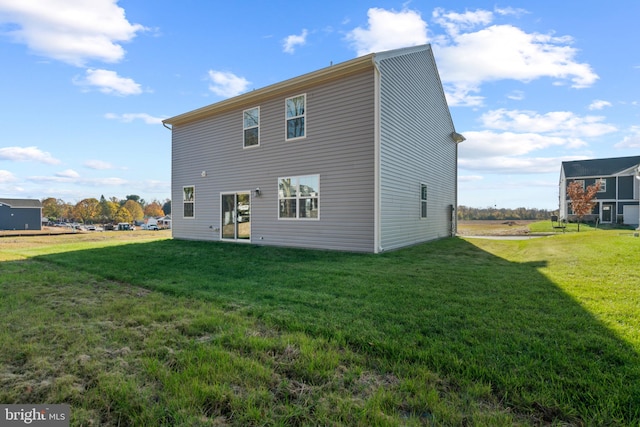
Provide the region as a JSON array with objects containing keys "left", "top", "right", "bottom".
[
  {"left": 124, "top": 195, "right": 145, "bottom": 208},
  {"left": 41, "top": 197, "right": 66, "bottom": 221},
  {"left": 99, "top": 196, "right": 119, "bottom": 223},
  {"left": 114, "top": 206, "right": 133, "bottom": 223},
  {"left": 123, "top": 199, "right": 144, "bottom": 221},
  {"left": 567, "top": 181, "right": 601, "bottom": 231},
  {"left": 73, "top": 198, "right": 100, "bottom": 224},
  {"left": 144, "top": 201, "right": 164, "bottom": 217},
  {"left": 60, "top": 203, "right": 74, "bottom": 222}
]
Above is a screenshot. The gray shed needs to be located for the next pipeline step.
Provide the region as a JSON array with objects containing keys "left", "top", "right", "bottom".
[{"left": 0, "top": 198, "right": 43, "bottom": 231}]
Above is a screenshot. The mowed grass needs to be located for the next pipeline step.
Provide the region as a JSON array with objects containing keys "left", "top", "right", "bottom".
[{"left": 0, "top": 227, "right": 639, "bottom": 426}]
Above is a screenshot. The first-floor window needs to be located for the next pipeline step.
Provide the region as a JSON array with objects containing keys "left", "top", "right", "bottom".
[
  {"left": 278, "top": 175, "right": 319, "bottom": 219},
  {"left": 183, "top": 186, "right": 195, "bottom": 218},
  {"left": 420, "top": 184, "right": 428, "bottom": 218}
]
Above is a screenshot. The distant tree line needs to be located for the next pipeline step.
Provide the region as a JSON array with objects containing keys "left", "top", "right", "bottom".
[
  {"left": 41, "top": 195, "right": 171, "bottom": 224},
  {"left": 457, "top": 206, "right": 557, "bottom": 221}
]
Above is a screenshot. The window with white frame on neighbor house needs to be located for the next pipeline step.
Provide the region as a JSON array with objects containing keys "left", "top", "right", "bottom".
[
  {"left": 285, "top": 94, "right": 306, "bottom": 140},
  {"left": 183, "top": 186, "right": 195, "bottom": 218},
  {"left": 278, "top": 175, "right": 319, "bottom": 219},
  {"left": 243, "top": 107, "right": 259, "bottom": 148},
  {"left": 597, "top": 178, "right": 606, "bottom": 192},
  {"left": 572, "top": 179, "right": 585, "bottom": 189}
]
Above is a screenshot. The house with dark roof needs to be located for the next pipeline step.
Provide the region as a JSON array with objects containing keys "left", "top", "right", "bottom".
[
  {"left": 559, "top": 155, "right": 640, "bottom": 225},
  {"left": 163, "top": 45, "right": 463, "bottom": 252},
  {"left": 0, "top": 198, "right": 43, "bottom": 231}
]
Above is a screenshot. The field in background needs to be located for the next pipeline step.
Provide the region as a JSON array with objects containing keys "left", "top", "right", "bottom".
[{"left": 457, "top": 220, "right": 538, "bottom": 236}]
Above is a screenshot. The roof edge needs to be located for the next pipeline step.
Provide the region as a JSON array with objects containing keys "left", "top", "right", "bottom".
[
  {"left": 163, "top": 44, "right": 434, "bottom": 127},
  {"left": 163, "top": 53, "right": 376, "bottom": 126}
]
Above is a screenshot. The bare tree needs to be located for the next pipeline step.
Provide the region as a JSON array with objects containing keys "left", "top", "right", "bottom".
[{"left": 567, "top": 181, "right": 601, "bottom": 231}]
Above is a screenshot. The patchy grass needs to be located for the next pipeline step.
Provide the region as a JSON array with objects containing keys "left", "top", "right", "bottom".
[{"left": 0, "top": 230, "right": 639, "bottom": 425}]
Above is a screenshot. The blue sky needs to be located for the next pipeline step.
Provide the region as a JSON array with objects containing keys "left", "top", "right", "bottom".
[{"left": 1, "top": 1, "right": 638, "bottom": 209}]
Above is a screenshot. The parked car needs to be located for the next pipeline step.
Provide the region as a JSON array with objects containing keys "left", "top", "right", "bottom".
[{"left": 147, "top": 224, "right": 159, "bottom": 231}]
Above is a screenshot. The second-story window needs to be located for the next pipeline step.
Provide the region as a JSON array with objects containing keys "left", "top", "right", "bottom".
[
  {"left": 243, "top": 107, "right": 260, "bottom": 148},
  {"left": 285, "top": 94, "right": 306, "bottom": 140},
  {"left": 597, "top": 178, "right": 606, "bottom": 192}
]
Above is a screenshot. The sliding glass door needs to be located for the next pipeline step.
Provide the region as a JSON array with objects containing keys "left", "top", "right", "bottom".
[{"left": 221, "top": 192, "right": 250, "bottom": 241}]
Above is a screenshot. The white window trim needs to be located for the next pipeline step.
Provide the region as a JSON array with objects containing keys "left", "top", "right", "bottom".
[
  {"left": 572, "top": 179, "right": 585, "bottom": 190},
  {"left": 285, "top": 93, "right": 306, "bottom": 141},
  {"left": 243, "top": 107, "right": 260, "bottom": 149},
  {"left": 183, "top": 185, "right": 195, "bottom": 219},
  {"left": 278, "top": 174, "right": 319, "bottom": 220},
  {"left": 597, "top": 178, "right": 606, "bottom": 192}
]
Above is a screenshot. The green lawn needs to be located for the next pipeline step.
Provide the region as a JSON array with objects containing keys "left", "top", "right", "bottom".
[{"left": 0, "top": 227, "right": 638, "bottom": 426}]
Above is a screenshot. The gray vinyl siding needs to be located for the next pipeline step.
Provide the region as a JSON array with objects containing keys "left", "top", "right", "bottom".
[
  {"left": 377, "top": 48, "right": 457, "bottom": 251},
  {"left": 172, "top": 70, "right": 376, "bottom": 252}
]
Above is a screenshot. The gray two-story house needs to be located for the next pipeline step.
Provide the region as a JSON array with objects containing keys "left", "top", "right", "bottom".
[
  {"left": 163, "top": 44, "right": 463, "bottom": 253},
  {"left": 559, "top": 155, "right": 640, "bottom": 225}
]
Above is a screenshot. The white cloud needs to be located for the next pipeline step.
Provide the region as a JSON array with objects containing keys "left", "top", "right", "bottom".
[
  {"left": 0, "top": 146, "right": 61, "bottom": 164},
  {"left": 480, "top": 109, "right": 617, "bottom": 137},
  {"left": 0, "top": 0, "right": 146, "bottom": 66},
  {"left": 207, "top": 70, "right": 250, "bottom": 98},
  {"left": 431, "top": 9, "right": 598, "bottom": 106},
  {"left": 493, "top": 7, "right": 529, "bottom": 17},
  {"left": 28, "top": 174, "right": 127, "bottom": 186},
  {"left": 56, "top": 169, "right": 80, "bottom": 179},
  {"left": 507, "top": 90, "right": 525, "bottom": 101},
  {"left": 458, "top": 174, "right": 483, "bottom": 182},
  {"left": 0, "top": 170, "right": 17, "bottom": 183},
  {"left": 75, "top": 68, "right": 142, "bottom": 96},
  {"left": 432, "top": 7, "right": 493, "bottom": 37},
  {"left": 345, "top": 7, "right": 428, "bottom": 56},
  {"left": 283, "top": 29, "right": 308, "bottom": 54},
  {"left": 459, "top": 155, "right": 575, "bottom": 174},
  {"left": 86, "top": 177, "right": 127, "bottom": 186},
  {"left": 104, "top": 112, "right": 164, "bottom": 124},
  {"left": 614, "top": 126, "right": 640, "bottom": 149},
  {"left": 588, "top": 100, "right": 612, "bottom": 110},
  {"left": 84, "top": 160, "right": 114, "bottom": 170},
  {"left": 459, "top": 130, "right": 579, "bottom": 159},
  {"left": 344, "top": 7, "right": 597, "bottom": 107}
]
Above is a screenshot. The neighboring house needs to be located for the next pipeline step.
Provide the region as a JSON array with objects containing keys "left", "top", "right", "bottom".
[
  {"left": 559, "top": 155, "right": 640, "bottom": 225},
  {"left": 163, "top": 44, "right": 463, "bottom": 253},
  {"left": 0, "top": 198, "right": 43, "bottom": 231},
  {"left": 157, "top": 215, "right": 172, "bottom": 229}
]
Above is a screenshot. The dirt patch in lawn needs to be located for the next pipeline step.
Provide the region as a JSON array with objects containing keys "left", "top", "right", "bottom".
[{"left": 457, "top": 220, "right": 538, "bottom": 236}]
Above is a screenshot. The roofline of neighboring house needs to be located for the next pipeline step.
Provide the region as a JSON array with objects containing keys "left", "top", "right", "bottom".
[
  {"left": 560, "top": 155, "right": 640, "bottom": 178},
  {"left": 0, "top": 198, "right": 42, "bottom": 208},
  {"left": 163, "top": 44, "right": 436, "bottom": 127}
]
